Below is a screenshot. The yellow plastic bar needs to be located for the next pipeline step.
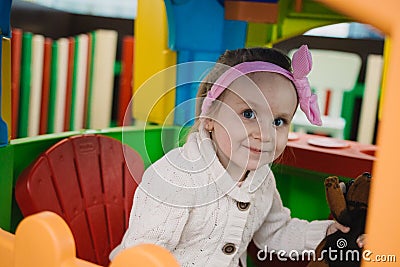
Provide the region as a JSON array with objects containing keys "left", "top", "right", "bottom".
[
  {"left": 317, "top": 0, "right": 400, "bottom": 266},
  {"left": 133, "top": 0, "right": 177, "bottom": 125},
  {"left": 1, "top": 37, "right": 11, "bottom": 141},
  {"left": 379, "top": 37, "right": 390, "bottom": 119},
  {"left": 0, "top": 211, "right": 179, "bottom": 267}
]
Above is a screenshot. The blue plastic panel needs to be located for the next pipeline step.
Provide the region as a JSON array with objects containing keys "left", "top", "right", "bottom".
[
  {"left": 165, "top": 0, "right": 247, "bottom": 52},
  {"left": 174, "top": 52, "right": 220, "bottom": 126},
  {"left": 164, "top": 0, "right": 247, "bottom": 125},
  {"left": 0, "top": 0, "right": 12, "bottom": 38}
]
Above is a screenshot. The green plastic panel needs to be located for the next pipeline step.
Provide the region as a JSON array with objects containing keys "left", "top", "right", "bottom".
[
  {"left": 245, "top": 0, "right": 349, "bottom": 47},
  {"left": 2, "top": 126, "right": 349, "bottom": 235},
  {"left": 0, "top": 145, "right": 13, "bottom": 231},
  {"left": 273, "top": 165, "right": 331, "bottom": 221},
  {"left": 342, "top": 83, "right": 366, "bottom": 140}
]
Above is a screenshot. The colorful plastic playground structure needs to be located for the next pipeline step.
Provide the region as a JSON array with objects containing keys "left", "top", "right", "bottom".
[{"left": 1, "top": 0, "right": 400, "bottom": 266}]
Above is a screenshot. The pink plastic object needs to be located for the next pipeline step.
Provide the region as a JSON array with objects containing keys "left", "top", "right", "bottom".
[{"left": 15, "top": 134, "right": 144, "bottom": 266}]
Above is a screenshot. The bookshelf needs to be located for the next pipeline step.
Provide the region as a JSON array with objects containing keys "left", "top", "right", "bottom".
[{"left": 7, "top": 0, "right": 135, "bottom": 139}]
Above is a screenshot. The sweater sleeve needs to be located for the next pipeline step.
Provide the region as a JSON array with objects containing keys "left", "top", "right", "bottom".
[
  {"left": 253, "top": 186, "right": 333, "bottom": 253},
  {"left": 109, "top": 185, "right": 190, "bottom": 259}
]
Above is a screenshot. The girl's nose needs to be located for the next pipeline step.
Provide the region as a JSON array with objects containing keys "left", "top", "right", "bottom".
[{"left": 252, "top": 122, "right": 273, "bottom": 142}]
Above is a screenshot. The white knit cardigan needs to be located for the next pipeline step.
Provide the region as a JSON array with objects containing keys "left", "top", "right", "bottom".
[{"left": 110, "top": 128, "right": 332, "bottom": 266}]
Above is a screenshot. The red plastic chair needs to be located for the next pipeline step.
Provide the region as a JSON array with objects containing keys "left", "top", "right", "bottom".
[{"left": 15, "top": 134, "right": 144, "bottom": 266}]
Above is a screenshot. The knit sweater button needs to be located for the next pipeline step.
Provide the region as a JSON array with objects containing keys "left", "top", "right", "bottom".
[
  {"left": 237, "top": 201, "right": 250, "bottom": 211},
  {"left": 222, "top": 243, "right": 236, "bottom": 255}
]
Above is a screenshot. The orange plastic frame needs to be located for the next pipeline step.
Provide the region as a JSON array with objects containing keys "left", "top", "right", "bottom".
[
  {"left": 0, "top": 211, "right": 179, "bottom": 267},
  {"left": 317, "top": 0, "right": 400, "bottom": 266}
]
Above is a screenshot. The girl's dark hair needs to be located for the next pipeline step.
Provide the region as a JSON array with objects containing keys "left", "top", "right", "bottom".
[{"left": 195, "top": 47, "right": 292, "bottom": 117}]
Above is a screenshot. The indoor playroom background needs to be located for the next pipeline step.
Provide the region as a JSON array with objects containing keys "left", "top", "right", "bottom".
[{"left": 1, "top": 0, "right": 398, "bottom": 267}]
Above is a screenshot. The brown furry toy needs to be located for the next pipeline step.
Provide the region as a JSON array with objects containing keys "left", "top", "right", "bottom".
[{"left": 308, "top": 172, "right": 371, "bottom": 267}]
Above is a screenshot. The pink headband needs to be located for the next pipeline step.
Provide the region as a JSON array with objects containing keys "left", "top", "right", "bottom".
[{"left": 200, "top": 45, "right": 322, "bottom": 126}]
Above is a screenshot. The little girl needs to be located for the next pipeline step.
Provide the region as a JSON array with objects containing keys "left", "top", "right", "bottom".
[{"left": 110, "top": 45, "right": 349, "bottom": 266}]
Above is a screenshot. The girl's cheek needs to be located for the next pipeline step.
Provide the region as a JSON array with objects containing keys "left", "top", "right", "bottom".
[
  {"left": 274, "top": 139, "right": 288, "bottom": 159},
  {"left": 215, "top": 130, "right": 232, "bottom": 153}
]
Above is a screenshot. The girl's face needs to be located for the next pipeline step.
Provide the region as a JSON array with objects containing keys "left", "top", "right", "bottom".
[{"left": 206, "top": 72, "right": 297, "bottom": 175}]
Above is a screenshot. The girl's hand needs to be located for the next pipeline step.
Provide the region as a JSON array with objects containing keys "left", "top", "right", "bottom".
[
  {"left": 326, "top": 221, "right": 350, "bottom": 236},
  {"left": 326, "top": 222, "right": 366, "bottom": 248},
  {"left": 356, "top": 234, "right": 366, "bottom": 248}
]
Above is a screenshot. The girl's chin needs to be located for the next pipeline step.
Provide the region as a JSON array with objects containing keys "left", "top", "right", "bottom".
[{"left": 245, "top": 162, "right": 270, "bottom": 171}]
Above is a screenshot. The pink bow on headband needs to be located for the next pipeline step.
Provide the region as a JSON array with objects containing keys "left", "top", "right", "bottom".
[
  {"left": 200, "top": 45, "right": 322, "bottom": 126},
  {"left": 292, "top": 45, "right": 322, "bottom": 126}
]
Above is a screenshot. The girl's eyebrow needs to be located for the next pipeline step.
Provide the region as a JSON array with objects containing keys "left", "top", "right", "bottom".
[
  {"left": 274, "top": 112, "right": 292, "bottom": 119},
  {"left": 233, "top": 98, "right": 251, "bottom": 107},
  {"left": 235, "top": 98, "right": 260, "bottom": 107}
]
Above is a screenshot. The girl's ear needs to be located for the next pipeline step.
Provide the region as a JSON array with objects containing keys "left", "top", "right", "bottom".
[{"left": 204, "top": 118, "right": 214, "bottom": 132}]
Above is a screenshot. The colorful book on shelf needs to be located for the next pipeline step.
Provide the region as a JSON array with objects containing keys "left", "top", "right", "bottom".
[
  {"left": 117, "top": 35, "right": 134, "bottom": 126},
  {"left": 86, "top": 29, "right": 118, "bottom": 129},
  {"left": 27, "top": 34, "right": 44, "bottom": 137},
  {"left": 70, "top": 33, "right": 89, "bottom": 131},
  {"left": 83, "top": 33, "right": 93, "bottom": 129},
  {"left": 39, "top": 37, "right": 52, "bottom": 135},
  {"left": 63, "top": 37, "right": 75, "bottom": 131},
  {"left": 47, "top": 40, "right": 58, "bottom": 133},
  {"left": 53, "top": 38, "right": 69, "bottom": 133},
  {"left": 357, "top": 54, "right": 384, "bottom": 144},
  {"left": 18, "top": 31, "right": 32, "bottom": 138},
  {"left": 11, "top": 28, "right": 22, "bottom": 139}
]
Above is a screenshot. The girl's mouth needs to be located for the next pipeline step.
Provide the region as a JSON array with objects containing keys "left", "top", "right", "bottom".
[{"left": 248, "top": 147, "right": 262, "bottom": 153}]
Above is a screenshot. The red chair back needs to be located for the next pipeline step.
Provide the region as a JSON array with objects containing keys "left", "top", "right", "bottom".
[{"left": 15, "top": 134, "right": 144, "bottom": 266}]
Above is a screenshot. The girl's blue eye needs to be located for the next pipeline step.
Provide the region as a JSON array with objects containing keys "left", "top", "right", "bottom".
[
  {"left": 273, "top": 118, "right": 285, "bottom": 127},
  {"left": 242, "top": 109, "right": 256, "bottom": 119}
]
